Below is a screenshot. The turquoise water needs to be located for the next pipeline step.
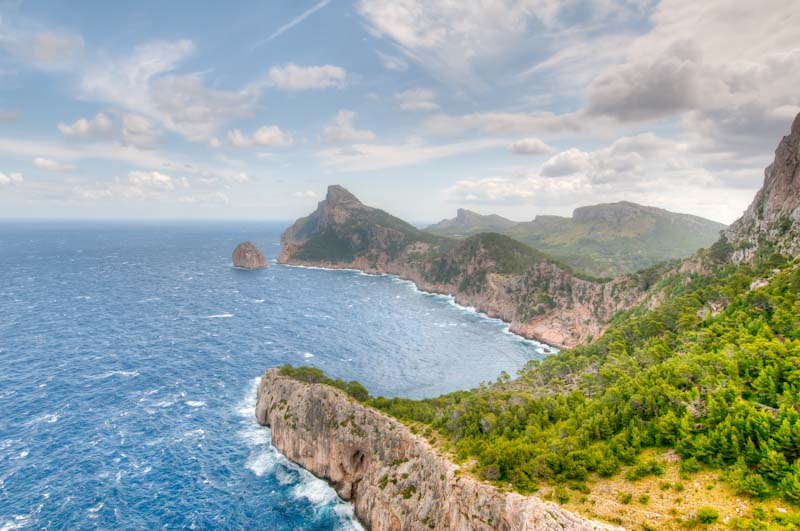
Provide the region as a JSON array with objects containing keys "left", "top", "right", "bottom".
[{"left": 0, "top": 222, "right": 552, "bottom": 530}]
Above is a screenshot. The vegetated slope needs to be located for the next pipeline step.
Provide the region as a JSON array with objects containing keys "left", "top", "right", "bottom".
[
  {"left": 426, "top": 208, "right": 518, "bottom": 238},
  {"left": 427, "top": 202, "right": 726, "bottom": 277},
  {"left": 365, "top": 113, "right": 800, "bottom": 529},
  {"left": 282, "top": 112, "right": 800, "bottom": 529},
  {"left": 279, "top": 186, "right": 659, "bottom": 348}
]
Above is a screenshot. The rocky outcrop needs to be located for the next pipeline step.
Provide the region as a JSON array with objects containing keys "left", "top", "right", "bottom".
[
  {"left": 726, "top": 112, "right": 800, "bottom": 261},
  {"left": 278, "top": 186, "right": 655, "bottom": 348},
  {"left": 232, "top": 241, "right": 268, "bottom": 269},
  {"left": 256, "top": 369, "right": 622, "bottom": 531}
]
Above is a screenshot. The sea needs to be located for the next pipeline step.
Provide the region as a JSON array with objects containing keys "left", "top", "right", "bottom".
[{"left": 0, "top": 221, "right": 554, "bottom": 530}]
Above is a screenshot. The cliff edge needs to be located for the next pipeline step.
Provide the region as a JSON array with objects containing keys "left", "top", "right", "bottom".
[{"left": 255, "top": 368, "right": 622, "bottom": 531}]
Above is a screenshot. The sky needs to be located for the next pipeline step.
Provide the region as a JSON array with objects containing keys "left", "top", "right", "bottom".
[{"left": 0, "top": 0, "right": 798, "bottom": 224}]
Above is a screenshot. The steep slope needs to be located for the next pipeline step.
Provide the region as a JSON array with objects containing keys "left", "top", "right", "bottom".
[
  {"left": 426, "top": 208, "right": 518, "bottom": 238},
  {"left": 726, "top": 112, "right": 800, "bottom": 261},
  {"left": 279, "top": 186, "right": 656, "bottom": 348}
]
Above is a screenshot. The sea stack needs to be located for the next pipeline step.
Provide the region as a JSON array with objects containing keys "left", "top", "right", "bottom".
[{"left": 232, "top": 241, "right": 267, "bottom": 269}]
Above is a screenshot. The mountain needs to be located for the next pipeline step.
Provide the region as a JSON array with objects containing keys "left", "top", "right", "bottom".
[
  {"left": 280, "top": 186, "right": 662, "bottom": 348},
  {"left": 426, "top": 202, "right": 726, "bottom": 277},
  {"left": 274, "top": 112, "right": 800, "bottom": 530},
  {"left": 426, "top": 209, "right": 518, "bottom": 238}
]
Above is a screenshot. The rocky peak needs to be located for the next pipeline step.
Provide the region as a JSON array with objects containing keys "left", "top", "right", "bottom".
[
  {"left": 325, "top": 184, "right": 363, "bottom": 209},
  {"left": 725, "top": 112, "right": 800, "bottom": 261}
]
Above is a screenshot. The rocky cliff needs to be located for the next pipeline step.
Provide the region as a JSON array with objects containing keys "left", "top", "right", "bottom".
[
  {"left": 256, "top": 368, "right": 622, "bottom": 531},
  {"left": 232, "top": 241, "right": 268, "bottom": 269},
  {"left": 278, "top": 186, "right": 657, "bottom": 348},
  {"left": 725, "top": 112, "right": 800, "bottom": 261}
]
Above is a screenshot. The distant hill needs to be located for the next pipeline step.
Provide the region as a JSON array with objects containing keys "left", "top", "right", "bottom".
[
  {"left": 426, "top": 209, "right": 517, "bottom": 238},
  {"left": 426, "top": 202, "right": 726, "bottom": 277}
]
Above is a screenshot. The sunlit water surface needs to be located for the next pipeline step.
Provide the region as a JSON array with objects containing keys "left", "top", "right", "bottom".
[{"left": 0, "top": 222, "right": 553, "bottom": 530}]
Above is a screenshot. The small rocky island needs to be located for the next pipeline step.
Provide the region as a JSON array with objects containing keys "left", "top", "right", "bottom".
[{"left": 232, "top": 241, "right": 267, "bottom": 269}]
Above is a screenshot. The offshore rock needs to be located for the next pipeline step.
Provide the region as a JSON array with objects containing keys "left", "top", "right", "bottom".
[
  {"left": 256, "top": 369, "right": 623, "bottom": 531},
  {"left": 232, "top": 241, "right": 268, "bottom": 269}
]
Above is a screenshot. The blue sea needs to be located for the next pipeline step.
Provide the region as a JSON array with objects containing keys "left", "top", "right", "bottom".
[{"left": 0, "top": 222, "right": 553, "bottom": 530}]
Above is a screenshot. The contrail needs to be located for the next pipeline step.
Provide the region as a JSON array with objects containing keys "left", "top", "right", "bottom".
[{"left": 253, "top": 0, "right": 332, "bottom": 49}]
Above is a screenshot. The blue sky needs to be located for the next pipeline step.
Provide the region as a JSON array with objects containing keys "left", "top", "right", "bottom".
[{"left": 0, "top": 0, "right": 798, "bottom": 223}]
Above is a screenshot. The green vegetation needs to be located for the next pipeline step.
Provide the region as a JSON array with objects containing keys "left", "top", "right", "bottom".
[
  {"left": 366, "top": 255, "right": 800, "bottom": 509},
  {"left": 278, "top": 365, "right": 369, "bottom": 401},
  {"left": 425, "top": 202, "right": 726, "bottom": 277}
]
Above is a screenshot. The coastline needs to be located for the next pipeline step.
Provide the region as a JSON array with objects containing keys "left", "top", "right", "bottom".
[
  {"left": 275, "top": 260, "right": 559, "bottom": 352},
  {"left": 256, "top": 368, "right": 622, "bottom": 531}
]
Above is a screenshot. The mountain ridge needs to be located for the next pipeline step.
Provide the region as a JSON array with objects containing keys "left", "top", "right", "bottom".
[{"left": 427, "top": 201, "right": 726, "bottom": 277}]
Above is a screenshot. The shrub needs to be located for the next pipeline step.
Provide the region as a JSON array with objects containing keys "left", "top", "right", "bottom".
[{"left": 696, "top": 507, "right": 719, "bottom": 524}]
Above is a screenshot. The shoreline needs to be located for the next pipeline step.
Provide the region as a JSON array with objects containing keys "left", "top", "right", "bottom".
[{"left": 275, "top": 260, "right": 559, "bottom": 353}]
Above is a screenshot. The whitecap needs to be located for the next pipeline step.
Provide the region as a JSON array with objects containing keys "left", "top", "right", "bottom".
[
  {"left": 252, "top": 299, "right": 265, "bottom": 304},
  {"left": 205, "top": 313, "right": 233, "bottom": 319},
  {"left": 17, "top": 449, "right": 29, "bottom": 459},
  {"left": 301, "top": 352, "right": 315, "bottom": 359},
  {"left": 87, "top": 502, "right": 103, "bottom": 514},
  {"left": 185, "top": 401, "right": 206, "bottom": 408}
]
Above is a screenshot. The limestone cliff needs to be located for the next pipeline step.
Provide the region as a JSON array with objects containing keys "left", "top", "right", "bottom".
[
  {"left": 278, "top": 186, "right": 656, "bottom": 348},
  {"left": 725, "top": 112, "right": 800, "bottom": 261},
  {"left": 255, "top": 369, "right": 622, "bottom": 531},
  {"left": 232, "top": 241, "right": 268, "bottom": 269}
]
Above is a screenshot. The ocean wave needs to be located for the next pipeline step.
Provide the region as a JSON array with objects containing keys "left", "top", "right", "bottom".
[
  {"left": 185, "top": 401, "right": 206, "bottom": 408},
  {"left": 205, "top": 313, "right": 233, "bottom": 319},
  {"left": 301, "top": 352, "right": 315, "bottom": 359}
]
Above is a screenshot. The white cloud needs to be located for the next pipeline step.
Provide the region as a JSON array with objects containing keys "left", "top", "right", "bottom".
[
  {"left": 177, "top": 192, "right": 230, "bottom": 205},
  {"left": 318, "top": 138, "right": 505, "bottom": 172},
  {"left": 395, "top": 88, "right": 438, "bottom": 111},
  {"left": 376, "top": 51, "right": 408, "bottom": 72},
  {"left": 128, "top": 170, "right": 174, "bottom": 190},
  {"left": 357, "top": 0, "right": 573, "bottom": 86},
  {"left": 509, "top": 138, "right": 556, "bottom": 155},
  {"left": 58, "top": 113, "right": 115, "bottom": 139},
  {"left": 0, "top": 172, "right": 24, "bottom": 186},
  {"left": 227, "top": 126, "right": 293, "bottom": 148},
  {"left": 321, "top": 111, "right": 376, "bottom": 145},
  {"left": 266, "top": 63, "right": 347, "bottom": 91},
  {"left": 121, "top": 113, "right": 160, "bottom": 149},
  {"left": 33, "top": 157, "right": 75, "bottom": 172},
  {"left": 80, "top": 39, "right": 262, "bottom": 142},
  {"left": 426, "top": 110, "right": 584, "bottom": 137},
  {"left": 2, "top": 26, "right": 84, "bottom": 70},
  {"left": 292, "top": 190, "right": 318, "bottom": 198}
]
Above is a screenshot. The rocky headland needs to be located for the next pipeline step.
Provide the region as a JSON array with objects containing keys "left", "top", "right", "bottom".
[
  {"left": 232, "top": 241, "right": 268, "bottom": 269},
  {"left": 256, "top": 368, "right": 622, "bottom": 531}
]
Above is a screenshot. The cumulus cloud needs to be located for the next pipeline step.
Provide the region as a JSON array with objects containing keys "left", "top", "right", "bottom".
[
  {"left": 266, "top": 63, "right": 347, "bottom": 91},
  {"left": 321, "top": 111, "right": 376, "bottom": 145},
  {"left": 58, "top": 113, "right": 115, "bottom": 139},
  {"left": 128, "top": 170, "right": 174, "bottom": 190},
  {"left": 586, "top": 41, "right": 700, "bottom": 121},
  {"left": 80, "top": 39, "right": 262, "bottom": 142},
  {"left": 509, "top": 138, "right": 556, "bottom": 155},
  {"left": 0, "top": 172, "right": 24, "bottom": 186},
  {"left": 395, "top": 89, "right": 438, "bottom": 111},
  {"left": 121, "top": 114, "right": 160, "bottom": 149},
  {"left": 227, "top": 125, "right": 293, "bottom": 148},
  {"left": 33, "top": 157, "right": 75, "bottom": 172}
]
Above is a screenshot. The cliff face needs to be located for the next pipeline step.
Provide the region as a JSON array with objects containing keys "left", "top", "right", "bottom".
[
  {"left": 256, "top": 369, "right": 621, "bottom": 531},
  {"left": 726, "top": 113, "right": 800, "bottom": 261},
  {"left": 278, "top": 186, "right": 654, "bottom": 348}
]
